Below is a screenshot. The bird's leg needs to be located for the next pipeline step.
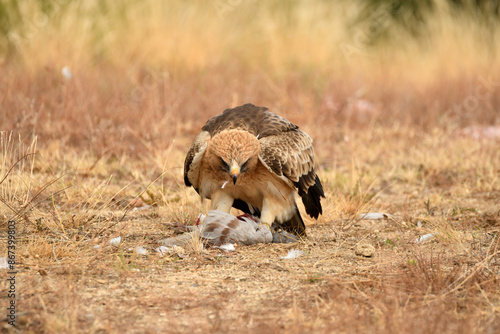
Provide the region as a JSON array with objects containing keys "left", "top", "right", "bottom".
[
  {"left": 259, "top": 198, "right": 276, "bottom": 231},
  {"left": 210, "top": 191, "right": 234, "bottom": 213},
  {"left": 199, "top": 198, "right": 206, "bottom": 216}
]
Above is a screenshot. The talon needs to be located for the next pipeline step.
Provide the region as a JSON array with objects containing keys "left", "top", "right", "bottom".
[{"left": 258, "top": 223, "right": 271, "bottom": 231}]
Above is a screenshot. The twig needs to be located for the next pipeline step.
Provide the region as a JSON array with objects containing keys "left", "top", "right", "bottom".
[
  {"left": 0, "top": 152, "right": 37, "bottom": 186},
  {"left": 52, "top": 245, "right": 59, "bottom": 262}
]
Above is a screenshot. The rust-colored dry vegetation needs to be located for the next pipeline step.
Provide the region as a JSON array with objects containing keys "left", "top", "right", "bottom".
[{"left": 0, "top": 1, "right": 499, "bottom": 333}]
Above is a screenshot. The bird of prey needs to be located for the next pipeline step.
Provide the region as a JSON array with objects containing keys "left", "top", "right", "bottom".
[{"left": 184, "top": 103, "right": 325, "bottom": 236}]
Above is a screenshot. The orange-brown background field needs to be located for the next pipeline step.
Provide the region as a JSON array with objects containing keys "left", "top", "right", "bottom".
[{"left": 0, "top": 1, "right": 499, "bottom": 333}]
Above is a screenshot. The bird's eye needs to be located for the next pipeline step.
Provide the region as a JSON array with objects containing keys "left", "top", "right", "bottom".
[
  {"left": 240, "top": 159, "right": 250, "bottom": 173},
  {"left": 219, "top": 157, "right": 230, "bottom": 172}
]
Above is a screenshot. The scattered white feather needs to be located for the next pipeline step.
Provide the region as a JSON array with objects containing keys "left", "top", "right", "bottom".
[
  {"left": 156, "top": 245, "right": 188, "bottom": 257},
  {"left": 359, "top": 213, "right": 391, "bottom": 220},
  {"left": 110, "top": 236, "right": 122, "bottom": 247},
  {"left": 93, "top": 245, "right": 101, "bottom": 250},
  {"left": 62, "top": 66, "right": 73, "bottom": 79},
  {"left": 132, "top": 205, "right": 152, "bottom": 212},
  {"left": 221, "top": 180, "right": 229, "bottom": 189},
  {"left": 281, "top": 249, "right": 305, "bottom": 260},
  {"left": 415, "top": 233, "right": 436, "bottom": 244},
  {"left": 135, "top": 246, "right": 148, "bottom": 255},
  {"left": 216, "top": 243, "right": 236, "bottom": 251},
  {"left": 156, "top": 246, "right": 170, "bottom": 255},
  {"left": 417, "top": 220, "right": 422, "bottom": 228},
  {"left": 0, "top": 257, "right": 8, "bottom": 269}
]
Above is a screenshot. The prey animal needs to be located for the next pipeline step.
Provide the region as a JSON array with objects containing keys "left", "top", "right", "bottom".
[{"left": 160, "top": 210, "right": 298, "bottom": 246}]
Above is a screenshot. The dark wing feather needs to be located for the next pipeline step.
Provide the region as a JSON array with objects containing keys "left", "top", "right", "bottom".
[
  {"left": 258, "top": 125, "right": 325, "bottom": 219},
  {"left": 184, "top": 131, "right": 210, "bottom": 188},
  {"left": 202, "top": 103, "right": 298, "bottom": 137}
]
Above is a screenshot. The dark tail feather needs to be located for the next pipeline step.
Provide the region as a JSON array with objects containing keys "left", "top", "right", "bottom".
[
  {"left": 300, "top": 175, "right": 325, "bottom": 219},
  {"left": 279, "top": 209, "right": 306, "bottom": 236}
]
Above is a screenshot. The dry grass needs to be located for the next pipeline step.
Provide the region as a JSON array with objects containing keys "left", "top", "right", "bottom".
[{"left": 1, "top": 1, "right": 500, "bottom": 333}]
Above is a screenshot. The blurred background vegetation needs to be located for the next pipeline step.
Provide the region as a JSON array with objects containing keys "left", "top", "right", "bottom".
[
  {"left": 1, "top": 0, "right": 499, "bottom": 149},
  {"left": 0, "top": 0, "right": 499, "bottom": 77}
]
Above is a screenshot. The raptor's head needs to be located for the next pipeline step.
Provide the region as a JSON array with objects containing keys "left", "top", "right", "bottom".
[{"left": 209, "top": 130, "right": 260, "bottom": 185}]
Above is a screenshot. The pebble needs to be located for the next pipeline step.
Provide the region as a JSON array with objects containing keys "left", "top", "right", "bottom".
[{"left": 355, "top": 244, "right": 375, "bottom": 257}]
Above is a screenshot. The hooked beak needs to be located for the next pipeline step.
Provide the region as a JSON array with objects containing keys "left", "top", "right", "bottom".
[{"left": 230, "top": 166, "right": 240, "bottom": 185}]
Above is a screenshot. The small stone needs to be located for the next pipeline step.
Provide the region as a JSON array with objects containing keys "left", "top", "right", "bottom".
[
  {"left": 135, "top": 246, "right": 148, "bottom": 255},
  {"left": 110, "top": 236, "right": 121, "bottom": 247},
  {"left": 355, "top": 244, "right": 375, "bottom": 257}
]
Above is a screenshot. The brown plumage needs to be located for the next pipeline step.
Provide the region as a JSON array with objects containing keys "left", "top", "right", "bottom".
[{"left": 184, "top": 103, "right": 325, "bottom": 235}]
